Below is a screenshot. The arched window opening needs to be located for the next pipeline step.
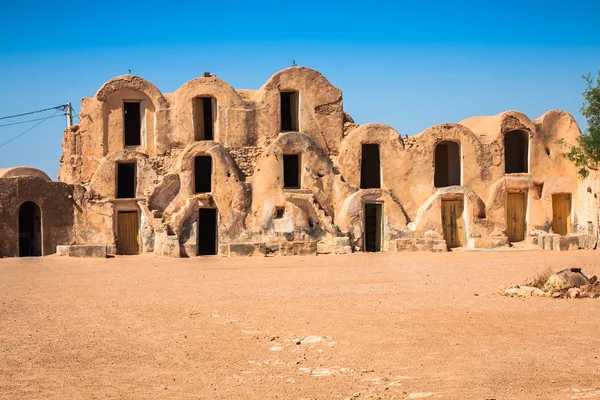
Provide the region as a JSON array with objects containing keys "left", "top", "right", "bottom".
[
  {"left": 504, "top": 130, "right": 529, "bottom": 173},
  {"left": 194, "top": 156, "right": 212, "bottom": 193},
  {"left": 123, "top": 101, "right": 141, "bottom": 146},
  {"left": 434, "top": 141, "right": 461, "bottom": 187},
  {"left": 19, "top": 201, "right": 42, "bottom": 257},
  {"left": 360, "top": 144, "right": 381, "bottom": 189},
  {"left": 193, "top": 96, "right": 217, "bottom": 141},
  {"left": 280, "top": 91, "right": 299, "bottom": 132}
]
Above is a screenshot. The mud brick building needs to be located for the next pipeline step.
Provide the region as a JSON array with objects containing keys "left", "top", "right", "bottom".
[{"left": 1, "top": 67, "right": 598, "bottom": 257}]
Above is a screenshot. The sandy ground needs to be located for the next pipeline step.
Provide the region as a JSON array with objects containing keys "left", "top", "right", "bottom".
[{"left": 1, "top": 251, "right": 600, "bottom": 400}]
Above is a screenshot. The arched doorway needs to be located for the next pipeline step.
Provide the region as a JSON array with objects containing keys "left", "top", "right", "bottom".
[
  {"left": 434, "top": 141, "right": 461, "bottom": 187},
  {"left": 504, "top": 130, "right": 529, "bottom": 173},
  {"left": 19, "top": 201, "right": 42, "bottom": 257}
]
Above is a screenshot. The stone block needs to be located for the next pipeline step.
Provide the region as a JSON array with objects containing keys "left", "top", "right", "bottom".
[
  {"left": 396, "top": 238, "right": 434, "bottom": 252},
  {"left": 317, "top": 243, "right": 334, "bottom": 254},
  {"left": 65, "top": 245, "right": 109, "bottom": 258},
  {"left": 432, "top": 240, "right": 448, "bottom": 252},
  {"left": 334, "top": 245, "right": 352, "bottom": 254},
  {"left": 218, "top": 244, "right": 230, "bottom": 257},
  {"left": 229, "top": 244, "right": 257, "bottom": 256},
  {"left": 56, "top": 245, "right": 68, "bottom": 256},
  {"left": 467, "top": 236, "right": 509, "bottom": 249},
  {"left": 576, "top": 233, "right": 595, "bottom": 250},
  {"left": 334, "top": 237, "right": 350, "bottom": 247},
  {"left": 557, "top": 235, "right": 579, "bottom": 251},
  {"left": 264, "top": 243, "right": 279, "bottom": 256}
]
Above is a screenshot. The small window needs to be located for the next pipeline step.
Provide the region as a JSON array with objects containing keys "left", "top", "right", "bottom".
[
  {"left": 116, "top": 162, "right": 136, "bottom": 198},
  {"left": 275, "top": 207, "right": 285, "bottom": 219},
  {"left": 124, "top": 102, "right": 141, "bottom": 146},
  {"left": 280, "top": 91, "right": 299, "bottom": 132},
  {"left": 283, "top": 154, "right": 301, "bottom": 189},
  {"left": 193, "top": 97, "right": 216, "bottom": 141},
  {"left": 434, "top": 141, "right": 461, "bottom": 187},
  {"left": 194, "top": 156, "right": 212, "bottom": 193},
  {"left": 360, "top": 144, "right": 381, "bottom": 189},
  {"left": 504, "top": 130, "right": 529, "bottom": 174}
]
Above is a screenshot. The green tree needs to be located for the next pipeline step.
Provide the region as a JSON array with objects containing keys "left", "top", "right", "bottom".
[{"left": 561, "top": 71, "right": 600, "bottom": 178}]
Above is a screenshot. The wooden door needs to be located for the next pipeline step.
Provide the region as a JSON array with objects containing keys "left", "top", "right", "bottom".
[
  {"left": 441, "top": 199, "right": 464, "bottom": 249},
  {"left": 117, "top": 211, "right": 139, "bottom": 255},
  {"left": 552, "top": 193, "right": 571, "bottom": 235},
  {"left": 507, "top": 192, "right": 526, "bottom": 242}
]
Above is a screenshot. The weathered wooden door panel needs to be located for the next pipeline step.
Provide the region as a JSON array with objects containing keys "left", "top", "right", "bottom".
[
  {"left": 117, "top": 211, "right": 139, "bottom": 255},
  {"left": 507, "top": 193, "right": 526, "bottom": 242},
  {"left": 441, "top": 199, "right": 464, "bottom": 249},
  {"left": 552, "top": 193, "right": 571, "bottom": 235}
]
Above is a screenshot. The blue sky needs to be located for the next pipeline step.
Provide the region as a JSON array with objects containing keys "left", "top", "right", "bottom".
[{"left": 1, "top": 0, "right": 599, "bottom": 178}]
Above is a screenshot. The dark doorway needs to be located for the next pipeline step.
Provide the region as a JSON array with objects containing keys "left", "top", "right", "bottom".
[
  {"left": 193, "top": 97, "right": 216, "bottom": 140},
  {"left": 280, "top": 91, "right": 299, "bottom": 132},
  {"left": 360, "top": 144, "right": 381, "bottom": 189},
  {"left": 504, "top": 130, "right": 529, "bottom": 173},
  {"left": 283, "top": 154, "right": 300, "bottom": 189},
  {"left": 364, "top": 203, "right": 382, "bottom": 252},
  {"left": 19, "top": 201, "right": 42, "bottom": 257},
  {"left": 197, "top": 208, "right": 217, "bottom": 255},
  {"left": 124, "top": 101, "right": 141, "bottom": 146},
  {"left": 117, "top": 163, "right": 136, "bottom": 198},
  {"left": 117, "top": 211, "right": 140, "bottom": 255},
  {"left": 194, "top": 156, "right": 212, "bottom": 193},
  {"left": 434, "top": 141, "right": 461, "bottom": 187}
]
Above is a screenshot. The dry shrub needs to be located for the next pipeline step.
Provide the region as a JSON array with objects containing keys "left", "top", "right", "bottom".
[{"left": 529, "top": 267, "right": 554, "bottom": 289}]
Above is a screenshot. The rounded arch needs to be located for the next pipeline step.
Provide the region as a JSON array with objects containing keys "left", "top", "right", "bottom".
[
  {"left": 338, "top": 123, "right": 404, "bottom": 189},
  {"left": 252, "top": 132, "right": 335, "bottom": 214},
  {"left": 169, "top": 142, "right": 250, "bottom": 240},
  {"left": 95, "top": 75, "right": 166, "bottom": 107},
  {"left": 337, "top": 189, "right": 410, "bottom": 251},
  {"left": 434, "top": 140, "right": 461, "bottom": 188},
  {"left": 18, "top": 201, "right": 42, "bottom": 257},
  {"left": 89, "top": 150, "right": 158, "bottom": 199},
  {"left": 459, "top": 110, "right": 535, "bottom": 145},
  {"left": 0, "top": 166, "right": 51, "bottom": 181},
  {"left": 252, "top": 66, "right": 344, "bottom": 153},
  {"left": 172, "top": 76, "right": 245, "bottom": 145}
]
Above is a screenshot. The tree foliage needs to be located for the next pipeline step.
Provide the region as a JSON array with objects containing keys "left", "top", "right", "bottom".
[{"left": 561, "top": 71, "right": 600, "bottom": 178}]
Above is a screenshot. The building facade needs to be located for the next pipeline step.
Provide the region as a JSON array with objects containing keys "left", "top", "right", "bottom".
[{"left": 0, "top": 67, "right": 597, "bottom": 257}]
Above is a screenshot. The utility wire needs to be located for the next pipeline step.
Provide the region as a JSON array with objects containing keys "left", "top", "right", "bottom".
[
  {"left": 0, "top": 113, "right": 65, "bottom": 128},
  {"left": 0, "top": 109, "right": 63, "bottom": 149},
  {"left": 0, "top": 105, "right": 66, "bottom": 121}
]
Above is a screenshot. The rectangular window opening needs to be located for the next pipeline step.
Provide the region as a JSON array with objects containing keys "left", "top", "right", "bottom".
[
  {"left": 194, "top": 156, "right": 212, "bottom": 193},
  {"left": 124, "top": 102, "right": 141, "bottom": 146},
  {"left": 275, "top": 207, "right": 285, "bottom": 219},
  {"left": 283, "top": 154, "right": 301, "bottom": 189},
  {"left": 193, "top": 97, "right": 216, "bottom": 141},
  {"left": 116, "top": 162, "right": 136, "bottom": 199},
  {"left": 280, "top": 91, "right": 299, "bottom": 132},
  {"left": 360, "top": 144, "right": 381, "bottom": 189}
]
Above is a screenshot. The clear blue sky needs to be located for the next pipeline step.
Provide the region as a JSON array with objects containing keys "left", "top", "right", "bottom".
[{"left": 1, "top": 0, "right": 599, "bottom": 179}]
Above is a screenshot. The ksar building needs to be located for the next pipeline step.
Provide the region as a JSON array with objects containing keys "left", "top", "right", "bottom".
[{"left": 0, "top": 67, "right": 597, "bottom": 257}]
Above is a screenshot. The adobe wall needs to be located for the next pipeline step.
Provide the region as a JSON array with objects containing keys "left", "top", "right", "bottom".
[
  {"left": 49, "top": 66, "right": 599, "bottom": 257},
  {"left": 0, "top": 175, "right": 74, "bottom": 257}
]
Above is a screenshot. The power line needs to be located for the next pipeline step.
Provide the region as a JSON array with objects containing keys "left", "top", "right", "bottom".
[
  {"left": 0, "top": 105, "right": 66, "bottom": 121},
  {"left": 0, "top": 109, "right": 63, "bottom": 149},
  {"left": 0, "top": 113, "right": 65, "bottom": 128}
]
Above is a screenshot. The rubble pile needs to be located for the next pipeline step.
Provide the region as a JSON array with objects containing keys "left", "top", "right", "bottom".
[{"left": 498, "top": 268, "right": 600, "bottom": 299}]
